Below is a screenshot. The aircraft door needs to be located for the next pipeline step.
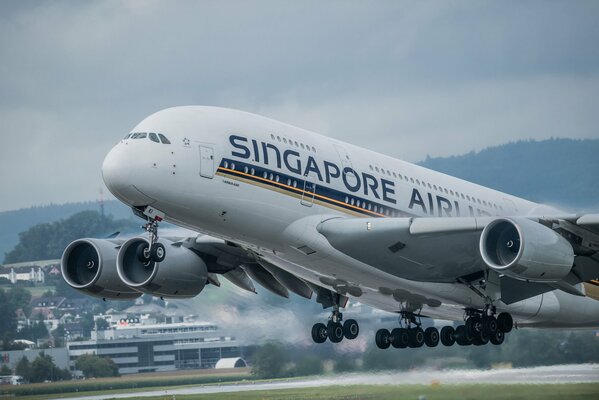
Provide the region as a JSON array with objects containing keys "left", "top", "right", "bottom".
[
  {"left": 301, "top": 173, "right": 317, "bottom": 207},
  {"left": 334, "top": 144, "right": 357, "bottom": 187},
  {"left": 199, "top": 146, "right": 214, "bottom": 179}
]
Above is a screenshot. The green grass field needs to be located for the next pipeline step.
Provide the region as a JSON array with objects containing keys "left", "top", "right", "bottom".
[{"left": 119, "top": 384, "right": 599, "bottom": 400}]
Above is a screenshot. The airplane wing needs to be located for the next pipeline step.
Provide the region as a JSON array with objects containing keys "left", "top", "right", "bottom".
[{"left": 316, "top": 215, "right": 599, "bottom": 304}]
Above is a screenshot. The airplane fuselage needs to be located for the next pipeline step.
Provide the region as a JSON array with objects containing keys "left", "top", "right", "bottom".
[{"left": 101, "top": 106, "right": 599, "bottom": 328}]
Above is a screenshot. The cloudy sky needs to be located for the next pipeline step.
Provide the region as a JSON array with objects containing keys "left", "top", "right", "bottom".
[{"left": 1, "top": 0, "right": 598, "bottom": 212}]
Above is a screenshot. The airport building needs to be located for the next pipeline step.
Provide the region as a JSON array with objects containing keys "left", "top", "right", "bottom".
[{"left": 67, "top": 321, "right": 243, "bottom": 375}]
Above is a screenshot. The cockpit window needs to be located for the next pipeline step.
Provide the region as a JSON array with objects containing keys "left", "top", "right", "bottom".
[
  {"left": 149, "top": 132, "right": 160, "bottom": 143},
  {"left": 124, "top": 133, "right": 132, "bottom": 139},
  {"left": 158, "top": 134, "right": 171, "bottom": 144},
  {"left": 130, "top": 132, "right": 147, "bottom": 139}
]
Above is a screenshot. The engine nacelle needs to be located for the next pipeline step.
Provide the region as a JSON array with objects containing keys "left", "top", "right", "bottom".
[
  {"left": 61, "top": 239, "right": 142, "bottom": 300},
  {"left": 480, "top": 217, "right": 574, "bottom": 282},
  {"left": 116, "top": 237, "right": 208, "bottom": 298}
]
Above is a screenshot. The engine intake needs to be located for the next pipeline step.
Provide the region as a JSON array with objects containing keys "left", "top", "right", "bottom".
[
  {"left": 480, "top": 217, "right": 574, "bottom": 282},
  {"left": 61, "top": 239, "right": 142, "bottom": 300},
  {"left": 116, "top": 237, "right": 208, "bottom": 298}
]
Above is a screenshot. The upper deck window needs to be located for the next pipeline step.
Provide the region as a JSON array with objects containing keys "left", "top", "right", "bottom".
[{"left": 158, "top": 134, "right": 171, "bottom": 144}]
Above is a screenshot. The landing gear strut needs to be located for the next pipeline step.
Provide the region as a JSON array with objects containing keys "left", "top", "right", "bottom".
[
  {"left": 137, "top": 217, "right": 165, "bottom": 263},
  {"left": 311, "top": 294, "right": 359, "bottom": 344}
]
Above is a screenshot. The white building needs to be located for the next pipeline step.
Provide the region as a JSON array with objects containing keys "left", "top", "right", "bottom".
[
  {"left": 0, "top": 267, "right": 44, "bottom": 284},
  {"left": 67, "top": 321, "right": 243, "bottom": 375}
]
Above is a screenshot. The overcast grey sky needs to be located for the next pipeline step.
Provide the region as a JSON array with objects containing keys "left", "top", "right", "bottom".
[{"left": 1, "top": 0, "right": 598, "bottom": 212}]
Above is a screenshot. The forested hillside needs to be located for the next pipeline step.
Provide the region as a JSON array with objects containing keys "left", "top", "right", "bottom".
[
  {"left": 418, "top": 138, "right": 599, "bottom": 210},
  {"left": 3, "top": 211, "right": 138, "bottom": 264},
  {"left": 0, "top": 201, "right": 132, "bottom": 263}
]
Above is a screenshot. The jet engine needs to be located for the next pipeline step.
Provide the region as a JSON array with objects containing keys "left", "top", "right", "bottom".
[
  {"left": 479, "top": 217, "right": 574, "bottom": 282},
  {"left": 116, "top": 237, "right": 208, "bottom": 298},
  {"left": 61, "top": 239, "right": 142, "bottom": 300}
]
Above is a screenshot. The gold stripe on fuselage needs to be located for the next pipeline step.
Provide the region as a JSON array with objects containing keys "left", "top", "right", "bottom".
[{"left": 216, "top": 167, "right": 386, "bottom": 218}]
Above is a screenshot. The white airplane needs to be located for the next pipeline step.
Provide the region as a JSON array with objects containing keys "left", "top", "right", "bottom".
[{"left": 62, "top": 106, "right": 599, "bottom": 349}]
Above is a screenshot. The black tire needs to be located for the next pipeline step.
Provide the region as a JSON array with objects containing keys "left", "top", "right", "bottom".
[
  {"left": 391, "top": 328, "right": 409, "bottom": 349},
  {"left": 343, "top": 319, "right": 359, "bottom": 340},
  {"left": 328, "top": 321, "right": 344, "bottom": 343},
  {"left": 473, "top": 329, "right": 489, "bottom": 346},
  {"left": 375, "top": 328, "right": 391, "bottom": 349},
  {"left": 465, "top": 316, "right": 481, "bottom": 335},
  {"left": 424, "top": 327, "right": 439, "bottom": 347},
  {"left": 490, "top": 330, "right": 505, "bottom": 345},
  {"left": 440, "top": 326, "right": 455, "bottom": 346},
  {"left": 482, "top": 316, "right": 498, "bottom": 336},
  {"left": 497, "top": 312, "right": 513, "bottom": 333},
  {"left": 455, "top": 325, "right": 471, "bottom": 346},
  {"left": 408, "top": 327, "right": 425, "bottom": 348},
  {"left": 150, "top": 243, "right": 166, "bottom": 262},
  {"left": 136, "top": 242, "right": 151, "bottom": 263},
  {"left": 311, "top": 323, "right": 327, "bottom": 344}
]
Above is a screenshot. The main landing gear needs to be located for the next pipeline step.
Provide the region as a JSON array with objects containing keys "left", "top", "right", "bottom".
[
  {"left": 137, "top": 218, "right": 166, "bottom": 264},
  {"left": 375, "top": 309, "right": 513, "bottom": 350},
  {"left": 375, "top": 311, "right": 440, "bottom": 349},
  {"left": 311, "top": 295, "right": 360, "bottom": 344}
]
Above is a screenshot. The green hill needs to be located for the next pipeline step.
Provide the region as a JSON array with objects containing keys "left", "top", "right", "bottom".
[{"left": 418, "top": 138, "right": 599, "bottom": 211}]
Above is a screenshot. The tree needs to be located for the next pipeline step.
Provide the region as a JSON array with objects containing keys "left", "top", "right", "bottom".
[
  {"left": 0, "top": 364, "right": 12, "bottom": 375},
  {"left": 95, "top": 318, "right": 110, "bottom": 331},
  {"left": 250, "top": 342, "right": 289, "bottom": 379},
  {"left": 4, "top": 211, "right": 137, "bottom": 263},
  {"left": 28, "top": 352, "right": 69, "bottom": 383},
  {"left": 15, "top": 357, "right": 30, "bottom": 382},
  {"left": 75, "top": 354, "right": 119, "bottom": 378},
  {"left": 0, "top": 289, "right": 17, "bottom": 339}
]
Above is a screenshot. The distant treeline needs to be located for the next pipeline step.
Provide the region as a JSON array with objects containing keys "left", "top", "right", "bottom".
[
  {"left": 419, "top": 138, "right": 599, "bottom": 210},
  {"left": 3, "top": 211, "right": 138, "bottom": 264}
]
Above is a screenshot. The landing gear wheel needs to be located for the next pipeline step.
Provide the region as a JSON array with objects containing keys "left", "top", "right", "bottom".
[
  {"left": 375, "top": 328, "right": 391, "bottom": 349},
  {"left": 466, "top": 316, "right": 481, "bottom": 336},
  {"left": 343, "top": 319, "right": 359, "bottom": 340},
  {"left": 391, "top": 328, "right": 409, "bottom": 349},
  {"left": 482, "top": 316, "right": 498, "bottom": 336},
  {"left": 440, "top": 326, "right": 455, "bottom": 346},
  {"left": 497, "top": 312, "right": 513, "bottom": 333},
  {"left": 136, "top": 242, "right": 152, "bottom": 264},
  {"left": 473, "top": 329, "right": 489, "bottom": 346},
  {"left": 150, "top": 243, "right": 166, "bottom": 262},
  {"left": 455, "top": 325, "right": 472, "bottom": 346},
  {"left": 490, "top": 330, "right": 505, "bottom": 345},
  {"left": 424, "top": 327, "right": 439, "bottom": 347},
  {"left": 408, "top": 327, "right": 425, "bottom": 348},
  {"left": 311, "top": 323, "right": 327, "bottom": 344},
  {"left": 327, "top": 321, "right": 344, "bottom": 343}
]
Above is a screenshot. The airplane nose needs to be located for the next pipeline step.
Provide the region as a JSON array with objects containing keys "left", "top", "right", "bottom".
[
  {"left": 102, "top": 144, "right": 155, "bottom": 206},
  {"left": 102, "top": 145, "right": 132, "bottom": 196}
]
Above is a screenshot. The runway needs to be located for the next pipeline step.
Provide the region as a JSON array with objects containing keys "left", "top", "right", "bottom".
[{"left": 57, "top": 364, "right": 599, "bottom": 400}]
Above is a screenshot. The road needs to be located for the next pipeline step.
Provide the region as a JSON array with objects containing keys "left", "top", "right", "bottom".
[{"left": 57, "top": 364, "right": 599, "bottom": 400}]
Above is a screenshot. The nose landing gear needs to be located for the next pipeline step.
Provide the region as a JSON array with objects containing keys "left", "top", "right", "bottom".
[{"left": 137, "top": 215, "right": 166, "bottom": 263}]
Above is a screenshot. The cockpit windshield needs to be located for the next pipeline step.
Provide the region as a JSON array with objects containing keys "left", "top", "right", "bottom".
[{"left": 125, "top": 132, "right": 171, "bottom": 144}]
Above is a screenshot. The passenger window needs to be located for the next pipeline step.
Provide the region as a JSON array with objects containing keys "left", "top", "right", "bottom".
[
  {"left": 158, "top": 134, "right": 171, "bottom": 144},
  {"left": 223, "top": 161, "right": 229, "bottom": 169},
  {"left": 149, "top": 132, "right": 160, "bottom": 143},
  {"left": 230, "top": 163, "right": 236, "bottom": 170},
  {"left": 283, "top": 138, "right": 288, "bottom": 144},
  {"left": 244, "top": 166, "right": 248, "bottom": 174}
]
